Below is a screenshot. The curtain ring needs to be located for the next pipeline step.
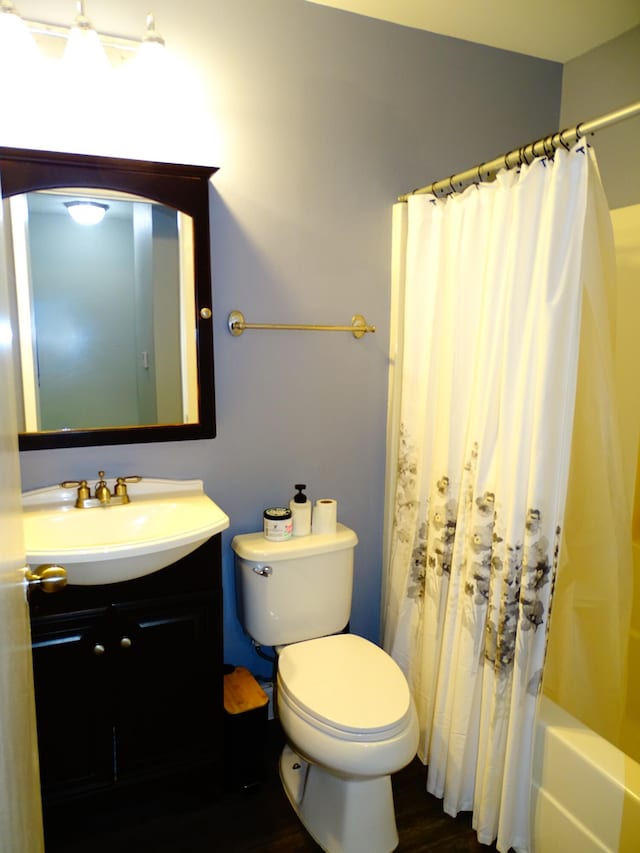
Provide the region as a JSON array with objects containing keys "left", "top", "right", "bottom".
[
  {"left": 505, "top": 150, "right": 519, "bottom": 171},
  {"left": 558, "top": 128, "right": 572, "bottom": 150},
  {"left": 448, "top": 175, "right": 456, "bottom": 194}
]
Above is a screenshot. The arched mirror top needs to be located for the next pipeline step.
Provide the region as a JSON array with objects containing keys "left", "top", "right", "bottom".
[{"left": 0, "top": 147, "right": 218, "bottom": 451}]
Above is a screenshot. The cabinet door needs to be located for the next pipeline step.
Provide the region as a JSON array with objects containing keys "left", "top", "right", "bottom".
[
  {"left": 31, "top": 610, "right": 113, "bottom": 799},
  {"left": 112, "top": 596, "right": 220, "bottom": 781}
]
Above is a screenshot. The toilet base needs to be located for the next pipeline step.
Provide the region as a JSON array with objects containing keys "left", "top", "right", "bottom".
[{"left": 279, "top": 744, "right": 399, "bottom": 853}]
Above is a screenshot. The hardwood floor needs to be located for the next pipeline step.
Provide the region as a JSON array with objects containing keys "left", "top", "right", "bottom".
[{"left": 44, "top": 723, "right": 498, "bottom": 853}]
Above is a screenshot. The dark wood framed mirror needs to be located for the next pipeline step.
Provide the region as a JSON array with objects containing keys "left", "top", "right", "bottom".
[{"left": 0, "top": 147, "right": 217, "bottom": 450}]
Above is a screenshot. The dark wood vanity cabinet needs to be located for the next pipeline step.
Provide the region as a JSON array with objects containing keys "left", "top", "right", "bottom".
[{"left": 29, "top": 536, "right": 223, "bottom": 806}]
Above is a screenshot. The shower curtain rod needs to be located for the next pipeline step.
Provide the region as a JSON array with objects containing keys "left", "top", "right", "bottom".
[{"left": 398, "top": 100, "right": 640, "bottom": 202}]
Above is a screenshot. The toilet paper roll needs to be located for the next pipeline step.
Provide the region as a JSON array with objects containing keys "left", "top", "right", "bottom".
[{"left": 312, "top": 499, "right": 337, "bottom": 535}]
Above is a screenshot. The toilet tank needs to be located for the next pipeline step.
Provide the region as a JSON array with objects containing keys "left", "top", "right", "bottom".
[{"left": 231, "top": 524, "right": 358, "bottom": 647}]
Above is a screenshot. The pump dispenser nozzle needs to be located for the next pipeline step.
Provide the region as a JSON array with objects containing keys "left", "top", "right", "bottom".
[{"left": 290, "top": 484, "right": 311, "bottom": 536}]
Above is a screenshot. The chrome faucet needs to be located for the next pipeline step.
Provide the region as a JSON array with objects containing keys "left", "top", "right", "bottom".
[{"left": 60, "top": 471, "right": 142, "bottom": 508}]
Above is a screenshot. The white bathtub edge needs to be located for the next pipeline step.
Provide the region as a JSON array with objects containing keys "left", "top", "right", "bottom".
[{"left": 531, "top": 697, "right": 624, "bottom": 853}]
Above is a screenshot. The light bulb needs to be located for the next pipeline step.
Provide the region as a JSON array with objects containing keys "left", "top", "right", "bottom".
[
  {"left": 62, "top": 1, "right": 110, "bottom": 81},
  {"left": 0, "top": 1, "right": 40, "bottom": 70},
  {"left": 0, "top": 0, "right": 45, "bottom": 145}
]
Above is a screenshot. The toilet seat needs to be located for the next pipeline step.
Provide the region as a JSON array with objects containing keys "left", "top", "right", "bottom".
[{"left": 278, "top": 634, "right": 413, "bottom": 742}]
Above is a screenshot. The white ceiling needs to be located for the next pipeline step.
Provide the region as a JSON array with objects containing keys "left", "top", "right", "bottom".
[{"left": 306, "top": 0, "right": 640, "bottom": 62}]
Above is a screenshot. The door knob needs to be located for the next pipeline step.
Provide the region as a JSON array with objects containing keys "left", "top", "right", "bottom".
[
  {"left": 24, "top": 564, "right": 68, "bottom": 594},
  {"left": 120, "top": 636, "right": 132, "bottom": 649},
  {"left": 93, "top": 644, "right": 106, "bottom": 656}
]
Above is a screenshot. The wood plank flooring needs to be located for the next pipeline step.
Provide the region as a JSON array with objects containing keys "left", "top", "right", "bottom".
[{"left": 45, "top": 723, "right": 499, "bottom": 853}]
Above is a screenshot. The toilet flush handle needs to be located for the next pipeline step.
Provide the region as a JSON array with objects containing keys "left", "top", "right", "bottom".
[{"left": 253, "top": 565, "right": 273, "bottom": 578}]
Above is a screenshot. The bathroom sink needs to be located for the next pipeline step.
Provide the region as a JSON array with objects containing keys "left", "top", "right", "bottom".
[{"left": 22, "top": 478, "right": 229, "bottom": 585}]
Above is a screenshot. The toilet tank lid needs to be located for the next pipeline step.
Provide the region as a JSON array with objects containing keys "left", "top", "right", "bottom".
[{"left": 231, "top": 523, "right": 357, "bottom": 561}]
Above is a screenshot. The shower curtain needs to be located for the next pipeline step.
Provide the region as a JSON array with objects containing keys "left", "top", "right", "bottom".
[{"left": 383, "top": 142, "right": 623, "bottom": 852}]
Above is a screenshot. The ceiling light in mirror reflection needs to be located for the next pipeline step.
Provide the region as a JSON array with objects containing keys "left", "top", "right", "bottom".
[
  {"left": 0, "top": 5, "right": 220, "bottom": 166},
  {"left": 64, "top": 200, "right": 109, "bottom": 225}
]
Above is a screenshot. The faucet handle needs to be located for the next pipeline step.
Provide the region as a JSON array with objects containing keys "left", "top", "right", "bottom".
[
  {"left": 60, "top": 479, "right": 86, "bottom": 489},
  {"left": 60, "top": 479, "right": 91, "bottom": 507},
  {"left": 114, "top": 475, "right": 142, "bottom": 503}
]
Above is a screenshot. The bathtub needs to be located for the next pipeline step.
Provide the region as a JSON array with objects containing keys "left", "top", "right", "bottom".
[{"left": 531, "top": 696, "right": 640, "bottom": 852}]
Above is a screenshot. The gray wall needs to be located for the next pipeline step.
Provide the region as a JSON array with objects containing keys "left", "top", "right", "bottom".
[
  {"left": 560, "top": 25, "right": 640, "bottom": 209},
  {"left": 15, "top": 0, "right": 562, "bottom": 675}
]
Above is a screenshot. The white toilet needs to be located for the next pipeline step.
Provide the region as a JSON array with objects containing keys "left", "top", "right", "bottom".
[{"left": 231, "top": 524, "right": 419, "bottom": 853}]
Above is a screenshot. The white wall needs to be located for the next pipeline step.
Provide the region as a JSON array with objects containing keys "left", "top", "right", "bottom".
[{"left": 10, "top": 0, "right": 562, "bottom": 674}]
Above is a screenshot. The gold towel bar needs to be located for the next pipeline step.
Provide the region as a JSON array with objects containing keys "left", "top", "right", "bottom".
[{"left": 227, "top": 310, "right": 376, "bottom": 339}]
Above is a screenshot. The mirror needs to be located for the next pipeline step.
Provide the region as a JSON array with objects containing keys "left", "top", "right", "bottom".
[{"left": 0, "top": 147, "right": 217, "bottom": 450}]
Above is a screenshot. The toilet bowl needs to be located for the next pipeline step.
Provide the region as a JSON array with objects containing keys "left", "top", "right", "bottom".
[
  {"left": 276, "top": 633, "right": 419, "bottom": 853},
  {"left": 231, "top": 526, "right": 418, "bottom": 852}
]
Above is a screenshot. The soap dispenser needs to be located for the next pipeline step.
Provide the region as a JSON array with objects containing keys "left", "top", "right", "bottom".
[{"left": 290, "top": 484, "right": 311, "bottom": 537}]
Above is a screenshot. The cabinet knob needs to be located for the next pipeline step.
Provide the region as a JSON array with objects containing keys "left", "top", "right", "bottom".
[
  {"left": 93, "top": 643, "right": 106, "bottom": 656},
  {"left": 120, "top": 636, "right": 132, "bottom": 649}
]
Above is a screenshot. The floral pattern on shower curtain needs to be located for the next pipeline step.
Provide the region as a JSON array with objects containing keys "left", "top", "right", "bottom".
[
  {"left": 384, "top": 143, "right": 613, "bottom": 853},
  {"left": 397, "top": 436, "right": 560, "bottom": 688}
]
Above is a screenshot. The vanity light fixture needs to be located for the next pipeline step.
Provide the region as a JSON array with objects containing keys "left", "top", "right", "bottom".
[
  {"left": 64, "top": 200, "right": 109, "bottom": 225},
  {"left": 3, "top": 4, "right": 206, "bottom": 162},
  {"left": 16, "top": 3, "right": 168, "bottom": 71}
]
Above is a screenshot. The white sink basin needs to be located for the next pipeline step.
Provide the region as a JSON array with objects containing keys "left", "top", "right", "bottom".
[{"left": 22, "top": 478, "right": 229, "bottom": 585}]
